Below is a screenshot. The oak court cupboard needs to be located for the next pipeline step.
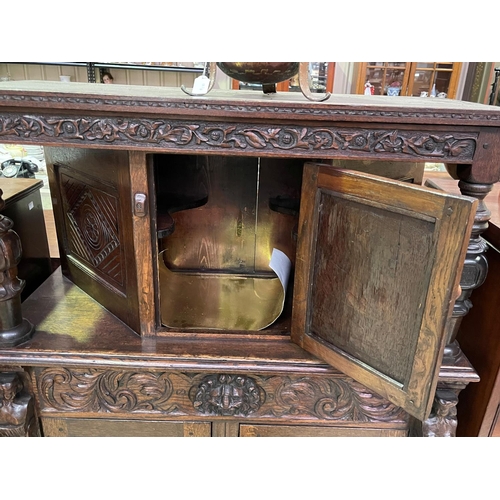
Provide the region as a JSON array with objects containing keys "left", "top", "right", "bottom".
[{"left": 0, "top": 80, "right": 499, "bottom": 437}]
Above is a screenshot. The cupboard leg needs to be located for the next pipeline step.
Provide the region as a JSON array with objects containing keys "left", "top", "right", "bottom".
[
  {"left": 419, "top": 384, "right": 467, "bottom": 437},
  {"left": 0, "top": 370, "right": 40, "bottom": 437}
]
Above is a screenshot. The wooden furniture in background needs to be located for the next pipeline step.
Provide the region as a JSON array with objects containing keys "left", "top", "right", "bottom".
[
  {"left": 356, "top": 62, "right": 462, "bottom": 98},
  {"left": 0, "top": 82, "right": 499, "bottom": 436},
  {"left": 0, "top": 178, "right": 52, "bottom": 301}
]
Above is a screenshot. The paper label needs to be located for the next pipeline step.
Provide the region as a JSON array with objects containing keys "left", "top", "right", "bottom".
[
  {"left": 269, "top": 248, "right": 292, "bottom": 292},
  {"left": 192, "top": 75, "right": 210, "bottom": 95}
]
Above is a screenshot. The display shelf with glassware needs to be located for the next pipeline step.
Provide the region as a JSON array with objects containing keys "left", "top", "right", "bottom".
[{"left": 356, "top": 62, "right": 462, "bottom": 98}]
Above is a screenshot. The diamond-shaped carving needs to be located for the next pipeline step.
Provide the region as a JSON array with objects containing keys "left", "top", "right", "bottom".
[
  {"left": 64, "top": 180, "right": 123, "bottom": 286},
  {"left": 68, "top": 188, "right": 118, "bottom": 266}
]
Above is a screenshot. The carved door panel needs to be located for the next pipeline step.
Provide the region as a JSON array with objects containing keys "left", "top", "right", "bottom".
[
  {"left": 291, "top": 164, "right": 476, "bottom": 420},
  {"left": 45, "top": 147, "right": 142, "bottom": 334}
]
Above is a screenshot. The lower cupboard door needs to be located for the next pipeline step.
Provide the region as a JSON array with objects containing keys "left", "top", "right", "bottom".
[
  {"left": 239, "top": 424, "right": 408, "bottom": 437},
  {"left": 41, "top": 417, "right": 212, "bottom": 437}
]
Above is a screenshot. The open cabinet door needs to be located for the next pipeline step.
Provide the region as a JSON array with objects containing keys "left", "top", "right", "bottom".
[
  {"left": 291, "top": 164, "right": 476, "bottom": 421},
  {"left": 45, "top": 147, "right": 144, "bottom": 335}
]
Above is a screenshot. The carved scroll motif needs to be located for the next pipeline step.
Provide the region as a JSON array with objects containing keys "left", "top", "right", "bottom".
[
  {"left": 265, "top": 376, "right": 407, "bottom": 422},
  {"left": 36, "top": 367, "right": 408, "bottom": 424},
  {"left": 0, "top": 114, "right": 477, "bottom": 160},
  {"left": 38, "top": 367, "right": 175, "bottom": 414}
]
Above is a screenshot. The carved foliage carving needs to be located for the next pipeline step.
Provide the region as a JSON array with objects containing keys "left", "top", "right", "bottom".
[
  {"left": 38, "top": 367, "right": 175, "bottom": 414},
  {"left": 265, "top": 376, "right": 407, "bottom": 422},
  {"left": 61, "top": 173, "right": 123, "bottom": 286},
  {"left": 36, "top": 367, "right": 408, "bottom": 424},
  {"left": 0, "top": 114, "right": 477, "bottom": 160}
]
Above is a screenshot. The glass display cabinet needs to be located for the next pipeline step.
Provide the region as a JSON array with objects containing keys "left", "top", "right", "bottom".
[{"left": 356, "top": 62, "right": 462, "bottom": 98}]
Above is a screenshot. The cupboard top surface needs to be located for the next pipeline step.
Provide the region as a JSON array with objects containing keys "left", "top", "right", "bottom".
[
  {"left": 0, "top": 269, "right": 327, "bottom": 372},
  {"left": 1, "top": 80, "right": 500, "bottom": 126},
  {"left": 0, "top": 268, "right": 477, "bottom": 385}
]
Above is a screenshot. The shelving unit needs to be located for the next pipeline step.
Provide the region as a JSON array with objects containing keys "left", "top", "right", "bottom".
[
  {"left": 356, "top": 62, "right": 462, "bottom": 98},
  {"left": 0, "top": 62, "right": 204, "bottom": 90}
]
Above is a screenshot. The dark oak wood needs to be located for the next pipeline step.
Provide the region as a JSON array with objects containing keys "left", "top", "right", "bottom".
[
  {"left": 291, "top": 165, "right": 475, "bottom": 420},
  {"left": 0, "top": 370, "right": 40, "bottom": 436},
  {"left": 426, "top": 175, "right": 500, "bottom": 436},
  {"left": 1, "top": 81, "right": 500, "bottom": 436}
]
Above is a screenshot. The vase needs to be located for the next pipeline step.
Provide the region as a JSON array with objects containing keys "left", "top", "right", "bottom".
[{"left": 387, "top": 87, "right": 401, "bottom": 96}]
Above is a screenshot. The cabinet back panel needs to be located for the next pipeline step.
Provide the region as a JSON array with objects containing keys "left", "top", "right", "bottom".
[{"left": 157, "top": 155, "right": 301, "bottom": 273}]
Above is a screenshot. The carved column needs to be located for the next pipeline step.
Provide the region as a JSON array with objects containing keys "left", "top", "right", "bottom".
[
  {"left": 0, "top": 189, "right": 34, "bottom": 347},
  {"left": 0, "top": 371, "right": 39, "bottom": 437},
  {"left": 443, "top": 180, "right": 493, "bottom": 361},
  {"left": 422, "top": 178, "right": 494, "bottom": 436}
]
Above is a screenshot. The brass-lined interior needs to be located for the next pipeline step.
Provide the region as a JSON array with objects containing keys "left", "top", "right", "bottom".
[{"left": 155, "top": 154, "right": 302, "bottom": 331}]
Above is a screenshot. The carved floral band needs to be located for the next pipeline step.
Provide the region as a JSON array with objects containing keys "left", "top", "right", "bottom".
[{"left": 0, "top": 114, "right": 477, "bottom": 161}]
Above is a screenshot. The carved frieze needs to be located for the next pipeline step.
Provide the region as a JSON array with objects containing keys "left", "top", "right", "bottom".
[
  {"left": 36, "top": 367, "right": 408, "bottom": 425},
  {"left": 0, "top": 114, "right": 477, "bottom": 161}
]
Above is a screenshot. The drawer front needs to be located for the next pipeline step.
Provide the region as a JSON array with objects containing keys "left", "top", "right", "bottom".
[
  {"left": 41, "top": 417, "right": 211, "bottom": 437},
  {"left": 240, "top": 424, "right": 407, "bottom": 437}
]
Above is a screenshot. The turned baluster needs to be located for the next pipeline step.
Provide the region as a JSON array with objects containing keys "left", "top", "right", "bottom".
[
  {"left": 444, "top": 180, "right": 492, "bottom": 359},
  {"left": 422, "top": 178, "right": 493, "bottom": 436},
  {"left": 0, "top": 188, "right": 35, "bottom": 347}
]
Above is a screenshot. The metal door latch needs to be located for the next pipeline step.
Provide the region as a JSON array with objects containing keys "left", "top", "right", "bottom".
[{"left": 134, "top": 193, "right": 147, "bottom": 217}]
